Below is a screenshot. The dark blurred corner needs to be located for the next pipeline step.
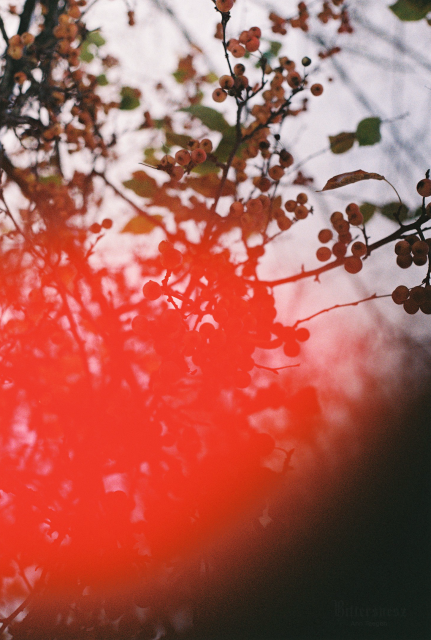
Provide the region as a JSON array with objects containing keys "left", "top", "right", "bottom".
[{"left": 186, "top": 386, "right": 431, "bottom": 640}]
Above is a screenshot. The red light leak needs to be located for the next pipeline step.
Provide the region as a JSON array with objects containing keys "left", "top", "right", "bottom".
[{"left": 0, "top": 243, "right": 425, "bottom": 637}]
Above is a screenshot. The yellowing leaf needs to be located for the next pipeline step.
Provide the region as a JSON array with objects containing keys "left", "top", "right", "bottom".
[
  {"left": 121, "top": 215, "right": 162, "bottom": 234},
  {"left": 123, "top": 170, "right": 157, "bottom": 198},
  {"left": 185, "top": 174, "right": 236, "bottom": 198},
  {"left": 329, "top": 132, "right": 356, "bottom": 154},
  {"left": 319, "top": 170, "right": 385, "bottom": 192}
]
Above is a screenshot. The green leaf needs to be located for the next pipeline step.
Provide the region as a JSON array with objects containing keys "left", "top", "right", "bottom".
[
  {"left": 121, "top": 215, "right": 161, "bottom": 234},
  {"left": 356, "top": 117, "right": 381, "bottom": 146},
  {"left": 359, "top": 202, "right": 376, "bottom": 223},
  {"left": 96, "top": 74, "right": 108, "bottom": 86},
  {"left": 328, "top": 132, "right": 356, "bottom": 154},
  {"left": 86, "top": 30, "right": 106, "bottom": 47},
  {"left": 165, "top": 131, "right": 192, "bottom": 148},
  {"left": 120, "top": 86, "right": 140, "bottom": 111},
  {"left": 79, "top": 42, "right": 94, "bottom": 63},
  {"left": 390, "top": 0, "right": 431, "bottom": 20},
  {"left": 123, "top": 170, "right": 157, "bottom": 198},
  {"left": 173, "top": 70, "right": 187, "bottom": 84},
  {"left": 180, "top": 105, "right": 230, "bottom": 133},
  {"left": 379, "top": 201, "right": 409, "bottom": 221}
]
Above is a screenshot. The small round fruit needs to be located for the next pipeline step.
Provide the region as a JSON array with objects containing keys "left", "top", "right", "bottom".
[
  {"left": 332, "top": 242, "right": 347, "bottom": 258},
  {"left": 234, "top": 63, "right": 245, "bottom": 76},
  {"left": 89, "top": 222, "right": 101, "bottom": 233},
  {"left": 212, "top": 88, "right": 227, "bottom": 103},
  {"left": 351, "top": 241, "right": 367, "bottom": 258},
  {"left": 310, "top": 83, "right": 323, "bottom": 96},
  {"left": 295, "top": 205, "right": 308, "bottom": 220},
  {"left": 396, "top": 254, "right": 413, "bottom": 269},
  {"left": 413, "top": 254, "right": 428, "bottom": 266},
  {"left": 411, "top": 240, "right": 429, "bottom": 257},
  {"left": 403, "top": 298, "right": 419, "bottom": 315},
  {"left": 391, "top": 285, "right": 409, "bottom": 305},
  {"left": 283, "top": 340, "right": 301, "bottom": 358},
  {"left": 410, "top": 286, "right": 426, "bottom": 305},
  {"left": 330, "top": 211, "right": 344, "bottom": 225},
  {"left": 175, "top": 149, "right": 191, "bottom": 166},
  {"left": 344, "top": 256, "right": 363, "bottom": 274},
  {"left": 296, "top": 192, "right": 308, "bottom": 204},
  {"left": 302, "top": 56, "right": 312, "bottom": 66},
  {"left": 246, "top": 37, "right": 260, "bottom": 52},
  {"left": 101, "top": 218, "right": 113, "bottom": 229},
  {"left": 249, "top": 26, "right": 262, "bottom": 38},
  {"left": 268, "top": 165, "right": 284, "bottom": 181},
  {"left": 200, "top": 139, "right": 213, "bottom": 153},
  {"left": 318, "top": 229, "right": 333, "bottom": 243},
  {"left": 143, "top": 280, "right": 163, "bottom": 300},
  {"left": 216, "top": 0, "right": 234, "bottom": 11},
  {"left": 285, "top": 200, "right": 297, "bottom": 213},
  {"left": 316, "top": 246, "right": 331, "bottom": 262},
  {"left": 230, "top": 201, "right": 244, "bottom": 217},
  {"left": 295, "top": 327, "right": 310, "bottom": 342},
  {"left": 416, "top": 178, "right": 431, "bottom": 197},
  {"left": 394, "top": 240, "right": 411, "bottom": 256},
  {"left": 219, "top": 74, "right": 234, "bottom": 90},
  {"left": 161, "top": 248, "right": 183, "bottom": 270},
  {"left": 191, "top": 148, "right": 207, "bottom": 164}
]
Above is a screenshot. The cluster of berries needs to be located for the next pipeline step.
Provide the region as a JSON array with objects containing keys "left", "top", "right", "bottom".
[
  {"left": 394, "top": 236, "right": 430, "bottom": 269},
  {"left": 226, "top": 26, "right": 262, "bottom": 59},
  {"left": 391, "top": 285, "right": 431, "bottom": 315},
  {"left": 213, "top": 66, "right": 250, "bottom": 102},
  {"left": 316, "top": 203, "right": 365, "bottom": 274},
  {"left": 273, "top": 324, "right": 310, "bottom": 357},
  {"left": 7, "top": 32, "right": 35, "bottom": 60},
  {"left": 89, "top": 218, "right": 113, "bottom": 234},
  {"left": 157, "top": 140, "right": 212, "bottom": 180}
]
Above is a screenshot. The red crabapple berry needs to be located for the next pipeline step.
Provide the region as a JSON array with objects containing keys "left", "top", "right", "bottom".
[
  {"left": 318, "top": 229, "right": 333, "bottom": 243},
  {"left": 351, "top": 241, "right": 367, "bottom": 258},
  {"left": 394, "top": 240, "right": 411, "bottom": 256},
  {"left": 295, "top": 205, "right": 308, "bottom": 220},
  {"left": 249, "top": 26, "right": 262, "bottom": 38},
  {"left": 170, "top": 166, "right": 184, "bottom": 181},
  {"left": 396, "top": 254, "right": 413, "bottom": 269},
  {"left": 216, "top": 0, "right": 234, "bottom": 12},
  {"left": 213, "top": 88, "right": 227, "bottom": 102},
  {"left": 295, "top": 327, "right": 310, "bottom": 342},
  {"left": 310, "top": 83, "right": 324, "bottom": 96},
  {"left": 234, "top": 63, "right": 245, "bottom": 76},
  {"left": 391, "top": 285, "right": 410, "bottom": 305},
  {"left": 283, "top": 340, "right": 301, "bottom": 358},
  {"left": 403, "top": 299, "right": 419, "bottom": 314},
  {"left": 297, "top": 193, "right": 308, "bottom": 204},
  {"left": 191, "top": 148, "right": 207, "bottom": 164},
  {"left": 219, "top": 75, "right": 234, "bottom": 90},
  {"left": 231, "top": 44, "right": 246, "bottom": 58},
  {"left": 316, "top": 246, "right": 332, "bottom": 262},
  {"left": 344, "top": 256, "right": 363, "bottom": 274},
  {"left": 285, "top": 200, "right": 297, "bottom": 213},
  {"left": 411, "top": 240, "right": 429, "bottom": 258},
  {"left": 101, "top": 218, "right": 113, "bottom": 229},
  {"left": 246, "top": 37, "right": 260, "bottom": 52},
  {"left": 200, "top": 139, "right": 213, "bottom": 153},
  {"left": 89, "top": 222, "right": 102, "bottom": 233},
  {"left": 143, "top": 280, "right": 163, "bottom": 300},
  {"left": 175, "top": 149, "right": 191, "bottom": 166},
  {"left": 268, "top": 165, "right": 284, "bottom": 181},
  {"left": 332, "top": 242, "right": 347, "bottom": 258},
  {"left": 416, "top": 179, "right": 431, "bottom": 197}
]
